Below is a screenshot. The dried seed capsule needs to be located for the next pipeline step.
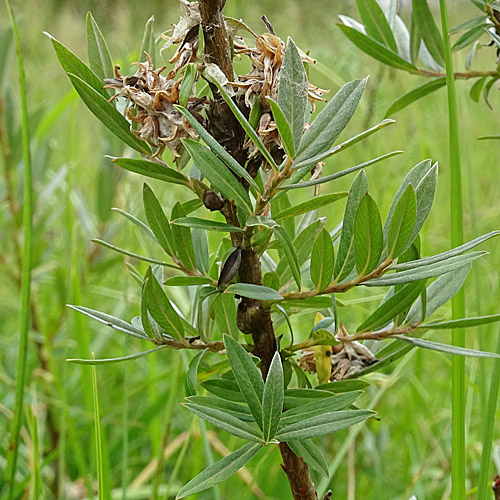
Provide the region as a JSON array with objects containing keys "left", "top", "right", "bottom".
[
  {"left": 203, "top": 190, "right": 224, "bottom": 211},
  {"left": 217, "top": 247, "right": 242, "bottom": 287}
]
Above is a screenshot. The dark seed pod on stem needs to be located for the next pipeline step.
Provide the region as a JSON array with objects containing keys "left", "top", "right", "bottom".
[{"left": 217, "top": 247, "right": 242, "bottom": 287}]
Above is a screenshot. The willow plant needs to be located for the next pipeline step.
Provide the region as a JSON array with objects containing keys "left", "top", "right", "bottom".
[{"left": 46, "top": 0, "right": 500, "bottom": 498}]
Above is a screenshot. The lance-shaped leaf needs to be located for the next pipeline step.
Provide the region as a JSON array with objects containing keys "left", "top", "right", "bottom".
[
  {"left": 284, "top": 389, "right": 335, "bottom": 409},
  {"left": 395, "top": 335, "right": 500, "bottom": 358},
  {"left": 111, "top": 157, "right": 190, "bottom": 186},
  {"left": 179, "top": 63, "right": 196, "bottom": 107},
  {"left": 262, "top": 352, "right": 285, "bottom": 441},
  {"left": 385, "top": 78, "right": 447, "bottom": 117},
  {"left": 276, "top": 410, "right": 374, "bottom": 441},
  {"left": 207, "top": 74, "right": 279, "bottom": 171},
  {"left": 418, "top": 314, "right": 500, "bottom": 330},
  {"left": 280, "top": 391, "right": 363, "bottom": 426},
  {"left": 282, "top": 151, "right": 402, "bottom": 191},
  {"left": 202, "top": 378, "right": 245, "bottom": 403},
  {"left": 66, "top": 73, "right": 151, "bottom": 154},
  {"left": 334, "top": 170, "right": 368, "bottom": 281},
  {"left": 224, "top": 335, "right": 265, "bottom": 427},
  {"left": 356, "top": 0, "right": 398, "bottom": 51},
  {"left": 357, "top": 279, "right": 426, "bottom": 333},
  {"left": 141, "top": 271, "right": 163, "bottom": 341},
  {"left": 45, "top": 32, "right": 108, "bottom": 97},
  {"left": 183, "top": 139, "right": 252, "bottom": 214},
  {"left": 316, "top": 380, "right": 369, "bottom": 393},
  {"left": 217, "top": 247, "right": 242, "bottom": 287},
  {"left": 171, "top": 202, "right": 197, "bottom": 271},
  {"left": 145, "top": 272, "right": 185, "bottom": 342},
  {"left": 294, "top": 77, "right": 368, "bottom": 164},
  {"left": 338, "top": 24, "right": 418, "bottom": 72},
  {"left": 391, "top": 231, "right": 500, "bottom": 270},
  {"left": 277, "top": 37, "right": 308, "bottom": 152},
  {"left": 310, "top": 228, "right": 334, "bottom": 290},
  {"left": 67, "top": 345, "right": 168, "bottom": 365},
  {"left": 411, "top": 0, "right": 444, "bottom": 66},
  {"left": 185, "top": 349, "right": 208, "bottom": 397},
  {"left": 268, "top": 97, "right": 295, "bottom": 158},
  {"left": 165, "top": 276, "right": 214, "bottom": 286},
  {"left": 186, "top": 396, "right": 253, "bottom": 422},
  {"left": 139, "top": 15, "right": 156, "bottom": 66},
  {"left": 224, "top": 283, "right": 283, "bottom": 302},
  {"left": 383, "top": 159, "right": 432, "bottom": 238},
  {"left": 175, "top": 105, "right": 261, "bottom": 192},
  {"left": 354, "top": 193, "right": 384, "bottom": 276},
  {"left": 386, "top": 184, "right": 417, "bottom": 258},
  {"left": 247, "top": 216, "right": 302, "bottom": 289},
  {"left": 410, "top": 163, "right": 438, "bottom": 242},
  {"left": 366, "top": 251, "right": 487, "bottom": 286},
  {"left": 405, "top": 264, "right": 471, "bottom": 325},
  {"left": 212, "top": 293, "right": 239, "bottom": 339},
  {"left": 287, "top": 439, "right": 329, "bottom": 478},
  {"left": 112, "top": 208, "right": 157, "bottom": 242},
  {"left": 86, "top": 12, "right": 113, "bottom": 82},
  {"left": 171, "top": 217, "right": 242, "bottom": 233},
  {"left": 176, "top": 443, "right": 262, "bottom": 499},
  {"left": 143, "top": 183, "right": 176, "bottom": 257},
  {"left": 183, "top": 403, "right": 263, "bottom": 442},
  {"left": 67, "top": 305, "right": 150, "bottom": 341},
  {"left": 273, "top": 193, "right": 348, "bottom": 221}
]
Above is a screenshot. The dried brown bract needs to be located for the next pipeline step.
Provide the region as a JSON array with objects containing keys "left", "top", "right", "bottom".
[{"left": 104, "top": 55, "right": 204, "bottom": 158}]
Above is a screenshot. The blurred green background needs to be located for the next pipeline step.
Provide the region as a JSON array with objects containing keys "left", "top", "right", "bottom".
[{"left": 1, "top": 0, "right": 500, "bottom": 498}]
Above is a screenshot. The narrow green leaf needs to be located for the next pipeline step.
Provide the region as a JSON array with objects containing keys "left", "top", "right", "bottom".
[
  {"left": 295, "top": 77, "right": 368, "bottom": 164},
  {"left": 412, "top": 0, "right": 445, "bottom": 66},
  {"left": 276, "top": 410, "right": 374, "bottom": 441},
  {"left": 165, "top": 276, "right": 214, "bottom": 286},
  {"left": 67, "top": 305, "right": 150, "bottom": 341},
  {"left": 387, "top": 184, "right": 417, "bottom": 258},
  {"left": 273, "top": 193, "right": 348, "bottom": 221},
  {"left": 281, "top": 392, "right": 363, "bottom": 426},
  {"left": 354, "top": 193, "right": 384, "bottom": 276},
  {"left": 268, "top": 97, "right": 295, "bottom": 158},
  {"left": 212, "top": 293, "right": 239, "bottom": 339},
  {"left": 224, "top": 283, "right": 283, "bottom": 301},
  {"left": 410, "top": 163, "right": 438, "bottom": 243},
  {"left": 207, "top": 74, "right": 279, "bottom": 171},
  {"left": 171, "top": 202, "right": 197, "bottom": 271},
  {"left": 262, "top": 353, "right": 285, "bottom": 441},
  {"left": 366, "top": 251, "right": 487, "bottom": 286},
  {"left": 282, "top": 151, "right": 403, "bottom": 191},
  {"left": 183, "top": 139, "right": 252, "bottom": 214},
  {"left": 176, "top": 443, "right": 262, "bottom": 499},
  {"left": 419, "top": 314, "right": 500, "bottom": 330},
  {"left": 287, "top": 440, "right": 329, "bottom": 478},
  {"left": 186, "top": 396, "right": 253, "bottom": 422},
  {"left": 405, "top": 264, "right": 471, "bottom": 325},
  {"left": 470, "top": 76, "right": 487, "bottom": 102},
  {"left": 171, "top": 217, "right": 242, "bottom": 232},
  {"left": 185, "top": 349, "right": 208, "bottom": 397},
  {"left": 112, "top": 208, "right": 157, "bottom": 242},
  {"left": 278, "top": 37, "right": 308, "bottom": 151},
  {"left": 66, "top": 73, "right": 151, "bottom": 154},
  {"left": 385, "top": 78, "right": 446, "bottom": 117},
  {"left": 67, "top": 346, "right": 168, "bottom": 365},
  {"left": 145, "top": 272, "right": 185, "bottom": 342},
  {"left": 478, "top": 135, "right": 500, "bottom": 141},
  {"left": 141, "top": 273, "right": 162, "bottom": 340},
  {"left": 224, "top": 335, "right": 265, "bottom": 427},
  {"left": 179, "top": 63, "right": 196, "bottom": 107},
  {"left": 112, "top": 157, "right": 190, "bottom": 186},
  {"left": 91, "top": 238, "right": 179, "bottom": 268},
  {"left": 334, "top": 171, "right": 368, "bottom": 281},
  {"left": 139, "top": 15, "right": 155, "bottom": 66},
  {"left": 356, "top": 0, "right": 398, "bottom": 51},
  {"left": 450, "top": 15, "right": 488, "bottom": 34},
  {"left": 395, "top": 335, "right": 500, "bottom": 358},
  {"left": 338, "top": 24, "right": 418, "bottom": 71},
  {"left": 183, "top": 403, "right": 263, "bottom": 442},
  {"left": 45, "top": 32, "right": 108, "bottom": 97},
  {"left": 284, "top": 389, "right": 334, "bottom": 409},
  {"left": 310, "top": 228, "right": 334, "bottom": 290},
  {"left": 202, "top": 378, "right": 245, "bottom": 403},
  {"left": 316, "top": 380, "right": 369, "bottom": 393},
  {"left": 452, "top": 26, "right": 485, "bottom": 51},
  {"left": 357, "top": 280, "right": 426, "bottom": 332},
  {"left": 86, "top": 12, "right": 113, "bottom": 81},
  {"left": 176, "top": 105, "right": 261, "bottom": 193},
  {"left": 143, "top": 183, "right": 176, "bottom": 257}
]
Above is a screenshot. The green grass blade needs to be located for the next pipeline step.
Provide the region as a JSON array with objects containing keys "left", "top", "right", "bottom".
[
  {"left": 4, "top": 3, "right": 33, "bottom": 497},
  {"left": 91, "top": 356, "right": 106, "bottom": 500},
  {"left": 439, "top": 2, "right": 466, "bottom": 498}
]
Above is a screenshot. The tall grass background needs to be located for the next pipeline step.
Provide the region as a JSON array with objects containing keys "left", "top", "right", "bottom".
[{"left": 1, "top": 0, "right": 500, "bottom": 498}]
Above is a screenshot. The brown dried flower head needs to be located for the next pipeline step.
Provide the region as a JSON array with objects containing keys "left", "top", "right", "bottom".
[{"left": 104, "top": 54, "right": 204, "bottom": 158}]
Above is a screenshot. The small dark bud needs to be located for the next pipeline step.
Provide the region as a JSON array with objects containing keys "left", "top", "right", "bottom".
[
  {"left": 217, "top": 247, "right": 242, "bottom": 287},
  {"left": 203, "top": 190, "right": 224, "bottom": 211}
]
